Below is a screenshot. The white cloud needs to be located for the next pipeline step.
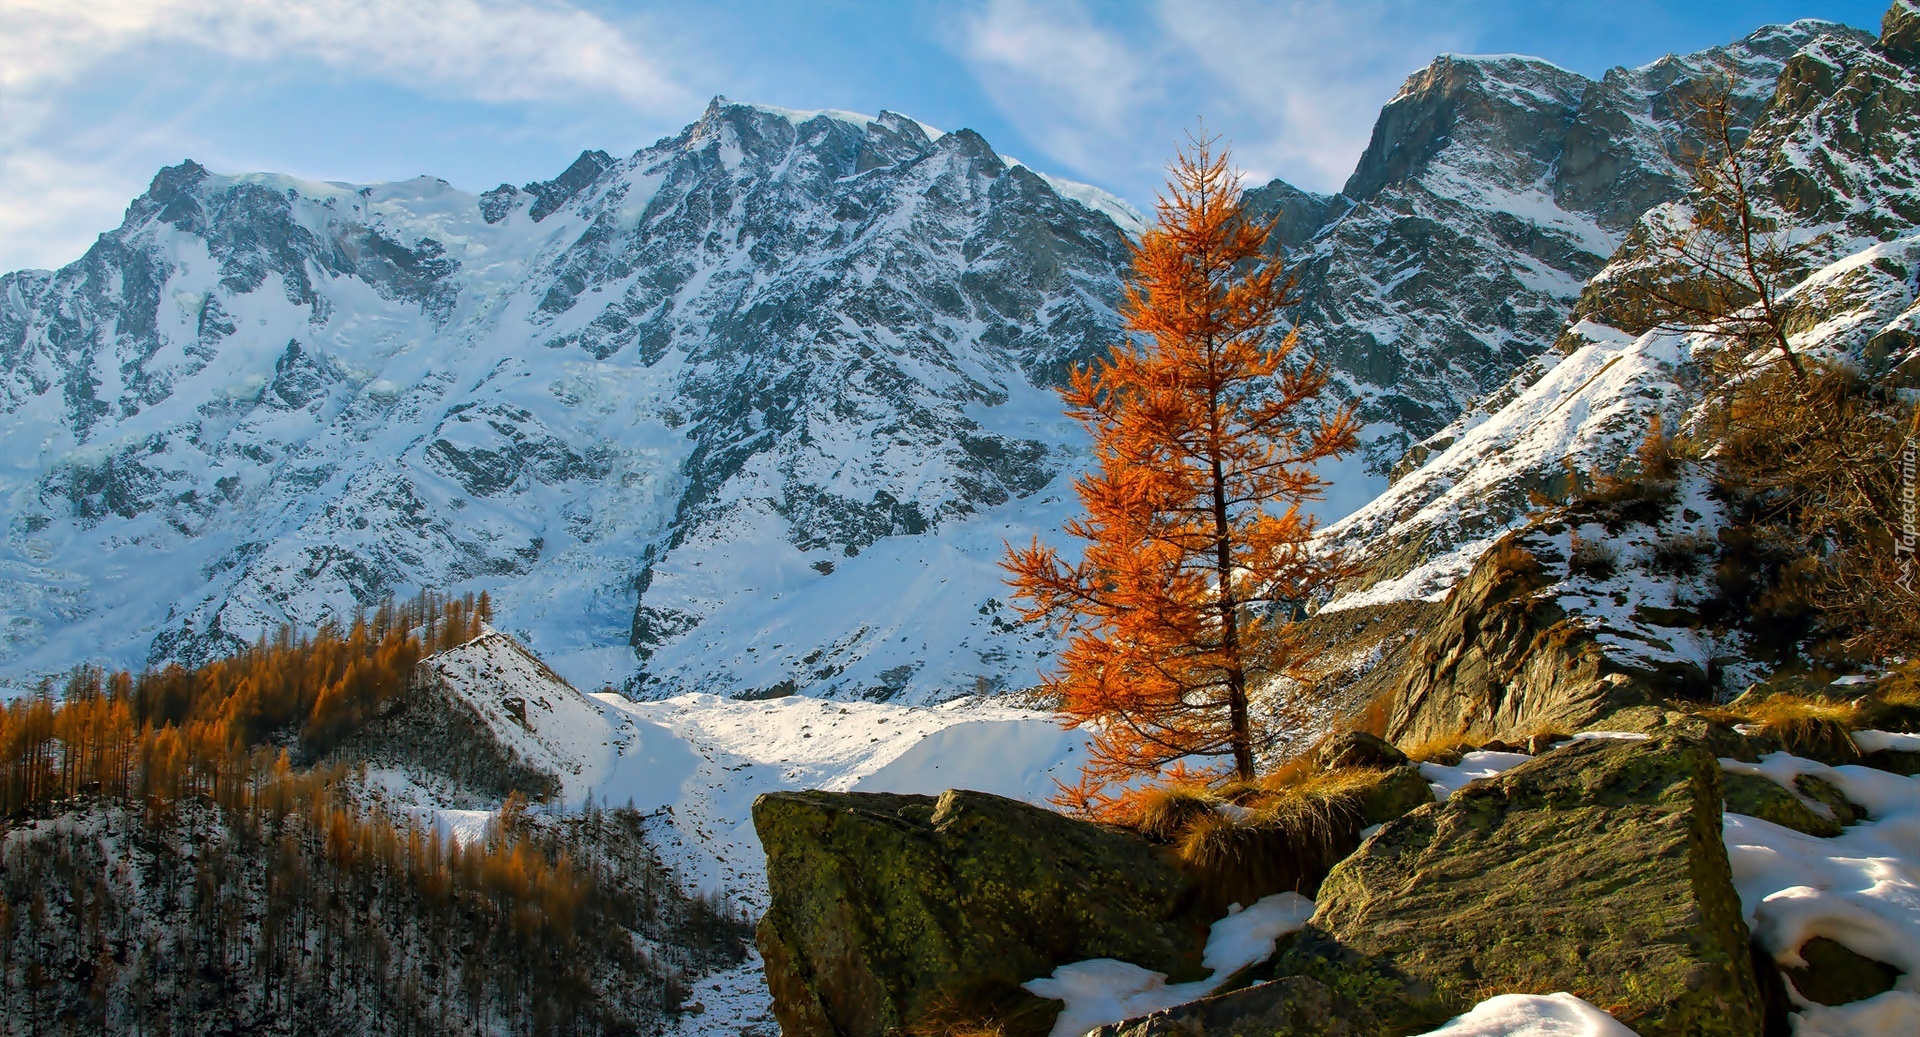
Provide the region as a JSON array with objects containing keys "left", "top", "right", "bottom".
[
  {"left": 0, "top": 150, "right": 146, "bottom": 273},
  {"left": 1156, "top": 0, "right": 1469, "bottom": 193},
  {"left": 947, "top": 0, "right": 1472, "bottom": 201},
  {"left": 0, "top": 0, "right": 689, "bottom": 108},
  {"left": 952, "top": 0, "right": 1163, "bottom": 176},
  {"left": 0, "top": 0, "right": 695, "bottom": 272}
]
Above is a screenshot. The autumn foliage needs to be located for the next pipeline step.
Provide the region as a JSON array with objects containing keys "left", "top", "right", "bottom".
[
  {"left": 0, "top": 590, "right": 749, "bottom": 1031},
  {"left": 1005, "top": 135, "right": 1357, "bottom": 800}
]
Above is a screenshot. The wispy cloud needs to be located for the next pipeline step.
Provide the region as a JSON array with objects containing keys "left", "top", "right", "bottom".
[
  {"left": 0, "top": 0, "right": 696, "bottom": 271},
  {"left": 947, "top": 0, "right": 1471, "bottom": 201},
  {"left": 0, "top": 0, "right": 690, "bottom": 108},
  {"left": 1156, "top": 0, "right": 1470, "bottom": 193},
  {"left": 952, "top": 0, "right": 1165, "bottom": 176}
]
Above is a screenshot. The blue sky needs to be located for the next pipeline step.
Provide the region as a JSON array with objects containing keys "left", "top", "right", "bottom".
[{"left": 0, "top": 0, "right": 1892, "bottom": 274}]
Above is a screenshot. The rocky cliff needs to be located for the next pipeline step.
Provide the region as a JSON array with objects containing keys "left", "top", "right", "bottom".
[
  {"left": 1242, "top": 20, "right": 1864, "bottom": 490},
  {"left": 1324, "top": 8, "right": 1920, "bottom": 610},
  {"left": 0, "top": 18, "right": 1878, "bottom": 702},
  {"left": 0, "top": 99, "right": 1134, "bottom": 700}
]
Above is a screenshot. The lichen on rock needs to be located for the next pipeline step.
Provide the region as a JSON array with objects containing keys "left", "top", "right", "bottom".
[
  {"left": 1269, "top": 735, "right": 1764, "bottom": 1036},
  {"left": 752, "top": 788, "right": 1214, "bottom": 1037}
]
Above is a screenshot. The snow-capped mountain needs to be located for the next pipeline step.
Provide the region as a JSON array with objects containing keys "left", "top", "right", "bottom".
[
  {"left": 0, "top": 15, "right": 1892, "bottom": 703},
  {"left": 0, "top": 99, "right": 1133, "bottom": 699},
  {"left": 1244, "top": 19, "right": 1868, "bottom": 509},
  {"left": 1327, "top": 4, "right": 1920, "bottom": 608}
]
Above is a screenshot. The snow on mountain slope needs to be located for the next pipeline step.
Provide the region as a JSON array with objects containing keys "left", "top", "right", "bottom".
[
  {"left": 1329, "top": 14, "right": 1920, "bottom": 607},
  {"left": 394, "top": 630, "right": 1090, "bottom": 907},
  {"left": 1243, "top": 20, "right": 1865, "bottom": 489},
  {"left": 0, "top": 96, "right": 1132, "bottom": 702},
  {"left": 380, "top": 631, "right": 1093, "bottom": 1037},
  {"left": 1328, "top": 233, "right": 1920, "bottom": 613},
  {"left": 0, "top": 19, "right": 1885, "bottom": 709}
]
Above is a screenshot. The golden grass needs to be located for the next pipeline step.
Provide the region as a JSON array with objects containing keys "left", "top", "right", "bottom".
[
  {"left": 1699, "top": 694, "right": 1862, "bottom": 762},
  {"left": 1175, "top": 767, "right": 1388, "bottom": 907},
  {"left": 1399, "top": 733, "right": 1483, "bottom": 766},
  {"left": 1351, "top": 689, "right": 1396, "bottom": 738},
  {"left": 905, "top": 982, "right": 1058, "bottom": 1037},
  {"left": 1258, "top": 752, "right": 1323, "bottom": 791},
  {"left": 1486, "top": 537, "right": 1543, "bottom": 581},
  {"left": 1878, "top": 664, "right": 1920, "bottom": 708},
  {"left": 1122, "top": 784, "right": 1222, "bottom": 843}
]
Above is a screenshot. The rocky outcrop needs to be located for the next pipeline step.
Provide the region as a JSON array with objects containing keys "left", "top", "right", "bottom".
[
  {"left": 1383, "top": 533, "right": 1680, "bottom": 747},
  {"left": 1292, "top": 736, "right": 1761, "bottom": 1035},
  {"left": 753, "top": 789, "right": 1211, "bottom": 1037},
  {"left": 1316, "top": 731, "right": 1406, "bottom": 771},
  {"left": 1097, "top": 737, "right": 1756, "bottom": 1037},
  {"left": 339, "top": 651, "right": 562, "bottom": 803},
  {"left": 1089, "top": 976, "right": 1376, "bottom": 1037},
  {"left": 1243, "top": 21, "right": 1857, "bottom": 476}
]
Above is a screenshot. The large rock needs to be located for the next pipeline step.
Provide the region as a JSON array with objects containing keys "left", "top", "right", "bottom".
[
  {"left": 753, "top": 789, "right": 1212, "bottom": 1037},
  {"left": 1275, "top": 735, "right": 1764, "bottom": 1036},
  {"left": 1089, "top": 976, "right": 1374, "bottom": 1037},
  {"left": 1385, "top": 534, "right": 1673, "bottom": 746}
]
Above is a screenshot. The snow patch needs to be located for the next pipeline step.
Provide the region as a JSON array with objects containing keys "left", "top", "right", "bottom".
[
  {"left": 1408, "top": 992, "right": 1639, "bottom": 1036},
  {"left": 1023, "top": 892, "right": 1316, "bottom": 1037},
  {"left": 1719, "top": 753, "right": 1920, "bottom": 1036},
  {"left": 1853, "top": 730, "right": 1920, "bottom": 754},
  {"left": 1419, "top": 750, "right": 1534, "bottom": 801}
]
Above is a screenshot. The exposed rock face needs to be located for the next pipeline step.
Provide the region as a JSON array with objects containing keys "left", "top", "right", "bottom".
[
  {"left": 1241, "top": 22, "right": 1859, "bottom": 481},
  {"left": 340, "top": 650, "right": 563, "bottom": 803},
  {"left": 752, "top": 789, "right": 1210, "bottom": 1037},
  {"left": 1382, "top": 532, "right": 1681, "bottom": 746},
  {"left": 1782, "top": 936, "right": 1902, "bottom": 1006},
  {"left": 1088, "top": 976, "right": 1375, "bottom": 1037},
  {"left": 1323, "top": 12, "right": 1920, "bottom": 612},
  {"left": 1282, "top": 736, "right": 1761, "bottom": 1036},
  {"left": 0, "top": 99, "right": 1135, "bottom": 699}
]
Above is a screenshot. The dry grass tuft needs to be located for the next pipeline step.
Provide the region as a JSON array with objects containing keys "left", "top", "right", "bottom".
[
  {"left": 1399, "top": 733, "right": 1482, "bottom": 766},
  {"left": 1352, "top": 689, "right": 1396, "bottom": 738},
  {"left": 1487, "top": 538, "right": 1543, "bottom": 582},
  {"left": 905, "top": 981, "right": 1058, "bottom": 1037},
  {"left": 1258, "top": 753, "right": 1323, "bottom": 792},
  {"left": 1701, "top": 694, "right": 1862, "bottom": 762},
  {"left": 1877, "top": 665, "right": 1920, "bottom": 709},
  {"left": 1176, "top": 768, "right": 1387, "bottom": 907},
  {"left": 1122, "top": 784, "right": 1223, "bottom": 843}
]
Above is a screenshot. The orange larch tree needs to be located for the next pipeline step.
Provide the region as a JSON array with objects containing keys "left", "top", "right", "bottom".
[{"left": 1005, "top": 133, "right": 1358, "bottom": 796}]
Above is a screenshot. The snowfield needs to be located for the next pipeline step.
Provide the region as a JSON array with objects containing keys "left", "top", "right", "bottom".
[
  {"left": 1722, "top": 748, "right": 1920, "bottom": 1037},
  {"left": 403, "top": 631, "right": 1093, "bottom": 909},
  {"left": 382, "top": 631, "right": 1098, "bottom": 1036}
]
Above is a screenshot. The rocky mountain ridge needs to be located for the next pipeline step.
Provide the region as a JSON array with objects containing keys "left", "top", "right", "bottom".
[
  {"left": 1243, "top": 19, "right": 1867, "bottom": 493},
  {"left": 0, "top": 16, "right": 1889, "bottom": 706},
  {"left": 1326, "top": 3, "right": 1920, "bottom": 621},
  {"left": 0, "top": 99, "right": 1133, "bottom": 700}
]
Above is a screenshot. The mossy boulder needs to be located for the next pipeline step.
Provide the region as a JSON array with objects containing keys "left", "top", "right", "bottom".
[
  {"left": 1319, "top": 731, "right": 1407, "bottom": 771},
  {"left": 1270, "top": 736, "right": 1764, "bottom": 1036},
  {"left": 1723, "top": 771, "right": 1842, "bottom": 837},
  {"left": 1792, "top": 773, "right": 1867, "bottom": 826},
  {"left": 1359, "top": 765, "right": 1434, "bottom": 825},
  {"left": 753, "top": 789, "right": 1212, "bottom": 1037}
]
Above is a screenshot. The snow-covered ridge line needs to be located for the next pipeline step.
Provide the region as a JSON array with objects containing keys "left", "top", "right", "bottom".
[{"left": 0, "top": 93, "right": 1135, "bottom": 701}]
